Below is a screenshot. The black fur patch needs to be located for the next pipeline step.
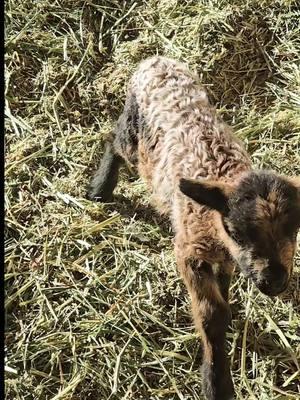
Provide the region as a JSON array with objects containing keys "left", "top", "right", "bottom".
[
  {"left": 179, "top": 179, "right": 230, "bottom": 214},
  {"left": 201, "top": 303, "right": 233, "bottom": 400},
  {"left": 88, "top": 90, "right": 144, "bottom": 201},
  {"left": 216, "top": 271, "right": 232, "bottom": 302},
  {"left": 87, "top": 143, "right": 123, "bottom": 202},
  {"left": 113, "top": 90, "right": 140, "bottom": 164},
  {"left": 202, "top": 355, "right": 234, "bottom": 400},
  {"left": 255, "top": 260, "right": 289, "bottom": 296},
  {"left": 203, "top": 302, "right": 231, "bottom": 340}
]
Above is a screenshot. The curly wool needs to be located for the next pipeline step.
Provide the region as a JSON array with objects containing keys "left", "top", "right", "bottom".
[{"left": 128, "top": 56, "right": 251, "bottom": 262}]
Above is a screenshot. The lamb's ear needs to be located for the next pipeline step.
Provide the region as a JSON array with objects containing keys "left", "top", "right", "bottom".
[
  {"left": 284, "top": 176, "right": 300, "bottom": 190},
  {"left": 179, "top": 178, "right": 235, "bottom": 215}
]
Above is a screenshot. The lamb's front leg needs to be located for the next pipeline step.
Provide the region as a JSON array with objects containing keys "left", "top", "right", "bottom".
[{"left": 178, "top": 257, "right": 234, "bottom": 400}]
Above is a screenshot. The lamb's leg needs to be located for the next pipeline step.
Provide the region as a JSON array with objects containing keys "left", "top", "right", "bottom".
[
  {"left": 87, "top": 90, "right": 139, "bottom": 202},
  {"left": 178, "top": 258, "right": 234, "bottom": 400},
  {"left": 87, "top": 142, "right": 124, "bottom": 202},
  {"left": 216, "top": 263, "right": 233, "bottom": 303}
]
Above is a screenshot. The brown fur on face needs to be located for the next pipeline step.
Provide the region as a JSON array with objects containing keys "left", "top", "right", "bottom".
[{"left": 222, "top": 170, "right": 300, "bottom": 296}]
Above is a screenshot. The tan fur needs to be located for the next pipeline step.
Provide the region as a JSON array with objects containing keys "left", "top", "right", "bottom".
[
  {"left": 128, "top": 57, "right": 251, "bottom": 274},
  {"left": 278, "top": 241, "right": 296, "bottom": 277},
  {"left": 284, "top": 176, "right": 300, "bottom": 189}
]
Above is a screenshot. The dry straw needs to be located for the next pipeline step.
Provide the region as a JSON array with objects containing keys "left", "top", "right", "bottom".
[{"left": 5, "top": 0, "right": 300, "bottom": 399}]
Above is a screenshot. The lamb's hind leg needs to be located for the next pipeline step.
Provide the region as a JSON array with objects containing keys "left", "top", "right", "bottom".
[
  {"left": 178, "top": 257, "right": 234, "bottom": 400},
  {"left": 87, "top": 90, "right": 139, "bottom": 202},
  {"left": 87, "top": 142, "right": 123, "bottom": 202}
]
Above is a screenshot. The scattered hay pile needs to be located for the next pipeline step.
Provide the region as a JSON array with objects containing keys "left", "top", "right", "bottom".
[{"left": 5, "top": 0, "right": 300, "bottom": 399}]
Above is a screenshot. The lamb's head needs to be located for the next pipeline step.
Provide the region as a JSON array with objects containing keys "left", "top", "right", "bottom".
[{"left": 180, "top": 171, "right": 300, "bottom": 297}]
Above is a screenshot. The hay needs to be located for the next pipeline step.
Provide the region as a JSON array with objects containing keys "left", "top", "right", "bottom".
[{"left": 5, "top": 0, "right": 300, "bottom": 399}]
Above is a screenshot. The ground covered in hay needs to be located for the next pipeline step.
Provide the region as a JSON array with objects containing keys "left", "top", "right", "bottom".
[{"left": 5, "top": 1, "right": 300, "bottom": 399}]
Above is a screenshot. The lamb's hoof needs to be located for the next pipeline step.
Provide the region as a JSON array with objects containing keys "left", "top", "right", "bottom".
[{"left": 86, "top": 189, "right": 113, "bottom": 203}]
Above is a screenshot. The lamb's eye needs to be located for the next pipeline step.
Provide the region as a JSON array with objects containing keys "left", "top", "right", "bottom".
[
  {"left": 237, "top": 193, "right": 255, "bottom": 203},
  {"left": 245, "top": 193, "right": 256, "bottom": 201}
]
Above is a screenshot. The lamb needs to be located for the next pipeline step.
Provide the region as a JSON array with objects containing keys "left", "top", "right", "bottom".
[{"left": 87, "top": 56, "right": 300, "bottom": 400}]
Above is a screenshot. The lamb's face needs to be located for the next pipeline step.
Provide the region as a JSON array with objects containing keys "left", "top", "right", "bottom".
[
  {"left": 224, "top": 172, "right": 300, "bottom": 296},
  {"left": 179, "top": 171, "right": 300, "bottom": 297}
]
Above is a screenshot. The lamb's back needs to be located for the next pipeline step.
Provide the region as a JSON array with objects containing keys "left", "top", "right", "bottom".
[{"left": 130, "top": 57, "right": 251, "bottom": 214}]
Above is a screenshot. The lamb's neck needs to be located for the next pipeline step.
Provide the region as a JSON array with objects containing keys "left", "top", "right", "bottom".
[{"left": 220, "top": 163, "right": 253, "bottom": 186}]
